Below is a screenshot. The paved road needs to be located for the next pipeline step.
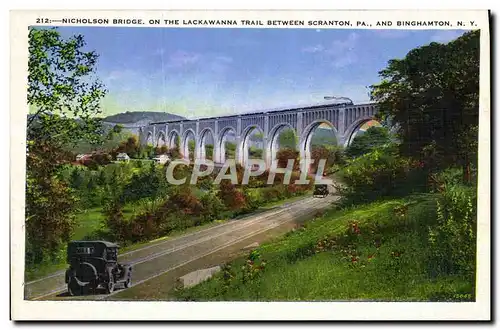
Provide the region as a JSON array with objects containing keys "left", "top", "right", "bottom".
[{"left": 27, "top": 195, "right": 337, "bottom": 301}]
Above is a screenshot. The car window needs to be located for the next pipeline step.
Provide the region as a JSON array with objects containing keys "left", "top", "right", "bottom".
[{"left": 106, "top": 249, "right": 117, "bottom": 260}]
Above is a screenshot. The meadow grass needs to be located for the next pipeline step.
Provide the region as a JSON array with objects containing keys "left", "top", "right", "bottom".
[{"left": 174, "top": 194, "right": 475, "bottom": 302}]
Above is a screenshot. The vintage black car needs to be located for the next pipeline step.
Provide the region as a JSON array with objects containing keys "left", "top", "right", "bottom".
[
  {"left": 313, "top": 184, "right": 329, "bottom": 198},
  {"left": 65, "top": 240, "right": 132, "bottom": 296}
]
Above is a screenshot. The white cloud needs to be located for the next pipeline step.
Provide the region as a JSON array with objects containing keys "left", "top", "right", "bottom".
[{"left": 430, "top": 30, "right": 465, "bottom": 43}]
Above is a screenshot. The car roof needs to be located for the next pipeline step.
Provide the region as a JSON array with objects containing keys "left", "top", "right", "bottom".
[{"left": 68, "top": 240, "right": 119, "bottom": 248}]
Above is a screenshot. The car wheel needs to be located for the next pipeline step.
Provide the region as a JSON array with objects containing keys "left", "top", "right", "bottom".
[
  {"left": 105, "top": 280, "right": 115, "bottom": 294},
  {"left": 68, "top": 279, "right": 81, "bottom": 296},
  {"left": 124, "top": 276, "right": 131, "bottom": 288}
]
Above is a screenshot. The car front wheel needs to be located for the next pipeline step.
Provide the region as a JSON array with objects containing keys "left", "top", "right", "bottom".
[
  {"left": 105, "top": 280, "right": 115, "bottom": 294},
  {"left": 124, "top": 275, "right": 131, "bottom": 288}
]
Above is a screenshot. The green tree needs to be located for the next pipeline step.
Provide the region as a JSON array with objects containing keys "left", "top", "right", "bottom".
[
  {"left": 370, "top": 30, "right": 479, "bottom": 182},
  {"left": 26, "top": 27, "right": 107, "bottom": 265},
  {"left": 121, "top": 162, "right": 161, "bottom": 203},
  {"left": 278, "top": 128, "right": 298, "bottom": 150},
  {"left": 346, "top": 126, "right": 391, "bottom": 158}
]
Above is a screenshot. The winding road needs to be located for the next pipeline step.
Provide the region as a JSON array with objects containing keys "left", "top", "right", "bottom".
[{"left": 26, "top": 194, "right": 337, "bottom": 301}]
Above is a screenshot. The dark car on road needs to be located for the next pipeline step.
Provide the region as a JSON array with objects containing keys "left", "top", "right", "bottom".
[
  {"left": 65, "top": 240, "right": 132, "bottom": 296},
  {"left": 313, "top": 184, "right": 329, "bottom": 198}
]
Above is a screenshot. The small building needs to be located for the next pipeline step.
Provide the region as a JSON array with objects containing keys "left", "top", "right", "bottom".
[
  {"left": 153, "top": 154, "right": 170, "bottom": 165},
  {"left": 76, "top": 154, "right": 92, "bottom": 162},
  {"left": 116, "top": 153, "right": 130, "bottom": 162}
]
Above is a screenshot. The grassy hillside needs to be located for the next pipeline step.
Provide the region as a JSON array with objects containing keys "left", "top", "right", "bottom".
[{"left": 173, "top": 194, "right": 474, "bottom": 302}]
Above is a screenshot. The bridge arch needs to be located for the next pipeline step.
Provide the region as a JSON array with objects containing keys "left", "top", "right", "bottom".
[
  {"left": 217, "top": 126, "right": 237, "bottom": 163},
  {"left": 343, "top": 116, "right": 380, "bottom": 147},
  {"left": 146, "top": 131, "right": 154, "bottom": 146},
  {"left": 181, "top": 128, "right": 196, "bottom": 161},
  {"left": 156, "top": 131, "right": 166, "bottom": 147},
  {"left": 198, "top": 128, "right": 215, "bottom": 161},
  {"left": 240, "top": 124, "right": 265, "bottom": 166},
  {"left": 168, "top": 130, "right": 180, "bottom": 149},
  {"left": 300, "top": 119, "right": 339, "bottom": 173},
  {"left": 268, "top": 122, "right": 298, "bottom": 165}
]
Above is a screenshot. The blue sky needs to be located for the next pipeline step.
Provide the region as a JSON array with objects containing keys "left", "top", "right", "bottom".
[{"left": 56, "top": 27, "right": 467, "bottom": 119}]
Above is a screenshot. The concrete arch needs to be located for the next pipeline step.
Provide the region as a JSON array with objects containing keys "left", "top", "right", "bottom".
[
  {"left": 198, "top": 127, "right": 216, "bottom": 161},
  {"left": 240, "top": 125, "right": 265, "bottom": 166},
  {"left": 156, "top": 130, "right": 166, "bottom": 147},
  {"left": 138, "top": 127, "right": 144, "bottom": 143},
  {"left": 299, "top": 119, "right": 339, "bottom": 173},
  {"left": 217, "top": 126, "right": 237, "bottom": 163},
  {"left": 168, "top": 129, "right": 180, "bottom": 149},
  {"left": 343, "top": 116, "right": 378, "bottom": 147},
  {"left": 146, "top": 131, "right": 154, "bottom": 146},
  {"left": 181, "top": 128, "right": 196, "bottom": 160},
  {"left": 268, "top": 122, "right": 298, "bottom": 165}
]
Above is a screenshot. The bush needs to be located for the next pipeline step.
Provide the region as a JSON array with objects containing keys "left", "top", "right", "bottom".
[
  {"left": 428, "top": 183, "right": 477, "bottom": 280},
  {"left": 218, "top": 181, "right": 246, "bottom": 211},
  {"left": 261, "top": 185, "right": 287, "bottom": 202},
  {"left": 200, "top": 192, "right": 225, "bottom": 223},
  {"left": 243, "top": 188, "right": 265, "bottom": 211},
  {"left": 164, "top": 186, "right": 204, "bottom": 217},
  {"left": 102, "top": 199, "right": 127, "bottom": 242},
  {"left": 339, "top": 146, "right": 427, "bottom": 204}
]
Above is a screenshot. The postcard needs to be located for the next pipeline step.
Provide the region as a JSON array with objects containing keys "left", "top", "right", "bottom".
[{"left": 10, "top": 9, "right": 491, "bottom": 321}]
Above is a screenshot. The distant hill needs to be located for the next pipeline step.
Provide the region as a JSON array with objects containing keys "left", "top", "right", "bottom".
[{"left": 102, "top": 111, "right": 186, "bottom": 124}]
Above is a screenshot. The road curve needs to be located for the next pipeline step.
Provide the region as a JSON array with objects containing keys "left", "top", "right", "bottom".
[{"left": 27, "top": 195, "right": 337, "bottom": 301}]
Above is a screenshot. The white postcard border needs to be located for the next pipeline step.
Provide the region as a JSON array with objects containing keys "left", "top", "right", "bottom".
[{"left": 10, "top": 9, "right": 491, "bottom": 321}]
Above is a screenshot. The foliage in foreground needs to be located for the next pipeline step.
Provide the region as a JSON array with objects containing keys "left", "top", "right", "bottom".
[
  {"left": 26, "top": 27, "right": 107, "bottom": 267},
  {"left": 370, "top": 30, "right": 479, "bottom": 182},
  {"left": 174, "top": 189, "right": 476, "bottom": 302}
]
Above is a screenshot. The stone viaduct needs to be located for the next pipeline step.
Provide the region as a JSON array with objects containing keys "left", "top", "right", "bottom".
[{"left": 138, "top": 101, "right": 379, "bottom": 168}]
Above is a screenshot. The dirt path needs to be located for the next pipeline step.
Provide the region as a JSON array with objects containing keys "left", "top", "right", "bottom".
[{"left": 28, "top": 195, "right": 337, "bottom": 301}]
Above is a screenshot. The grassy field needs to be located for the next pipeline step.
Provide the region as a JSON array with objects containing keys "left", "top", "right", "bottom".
[
  {"left": 73, "top": 208, "right": 105, "bottom": 240},
  {"left": 173, "top": 194, "right": 475, "bottom": 302}
]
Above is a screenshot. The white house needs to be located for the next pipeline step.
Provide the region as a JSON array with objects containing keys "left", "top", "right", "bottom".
[
  {"left": 153, "top": 154, "right": 170, "bottom": 164},
  {"left": 117, "top": 153, "right": 130, "bottom": 162}
]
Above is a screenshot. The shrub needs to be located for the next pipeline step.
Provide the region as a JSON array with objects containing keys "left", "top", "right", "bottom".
[
  {"left": 164, "top": 186, "right": 203, "bottom": 217},
  {"left": 243, "top": 188, "right": 265, "bottom": 211},
  {"left": 102, "top": 199, "right": 127, "bottom": 242},
  {"left": 339, "top": 146, "right": 427, "bottom": 204},
  {"left": 241, "top": 249, "right": 267, "bottom": 283},
  {"left": 428, "top": 183, "right": 477, "bottom": 280},
  {"left": 261, "top": 185, "right": 287, "bottom": 202},
  {"left": 200, "top": 192, "right": 225, "bottom": 223},
  {"left": 218, "top": 181, "right": 246, "bottom": 211}
]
